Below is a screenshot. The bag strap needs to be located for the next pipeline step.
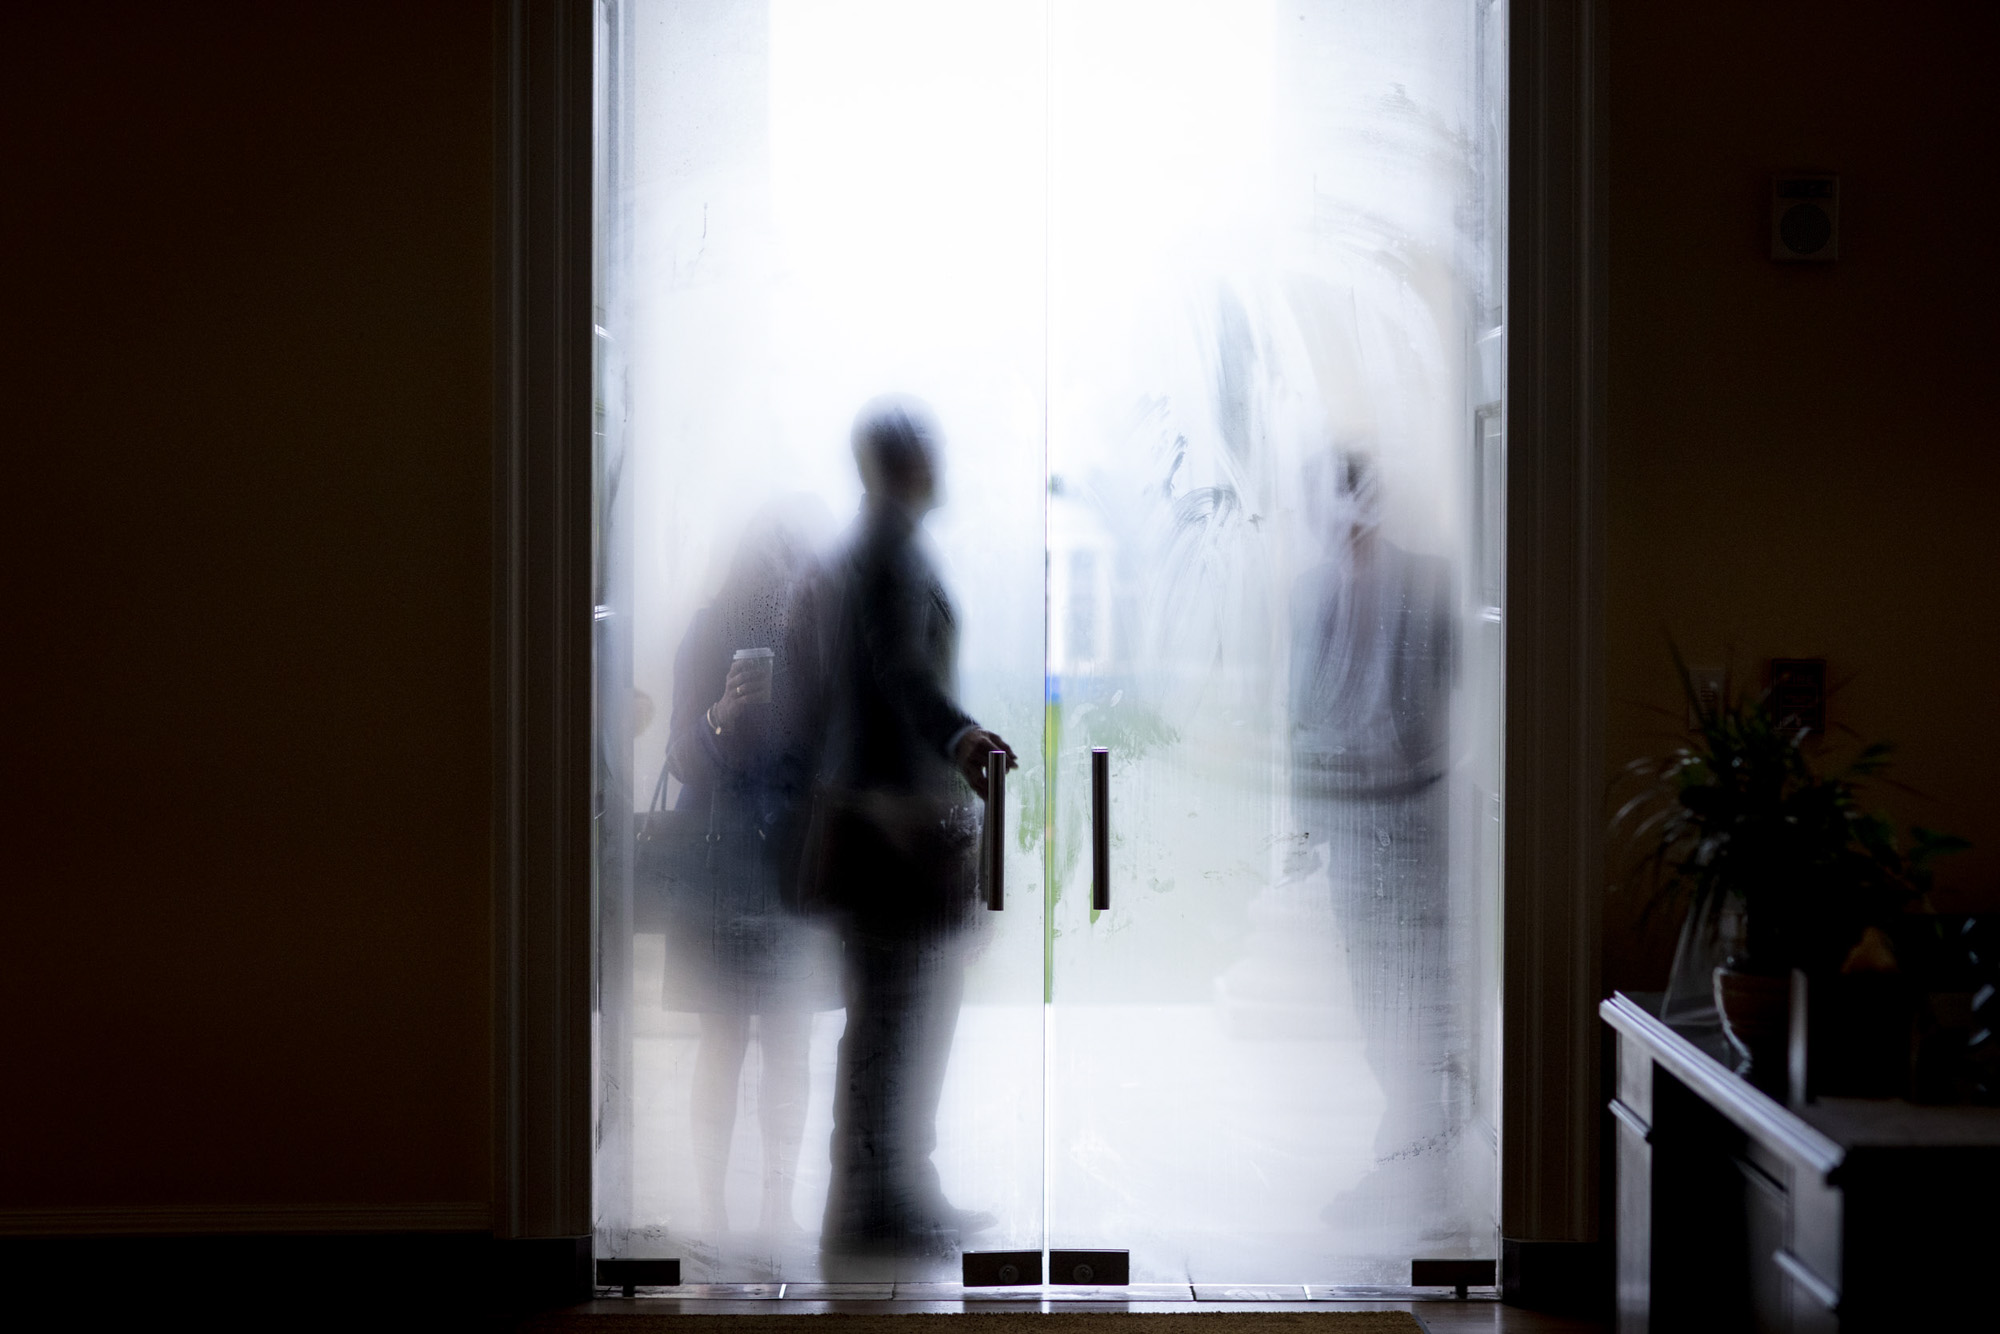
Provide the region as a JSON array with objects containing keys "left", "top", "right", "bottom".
[{"left": 647, "top": 755, "right": 671, "bottom": 820}]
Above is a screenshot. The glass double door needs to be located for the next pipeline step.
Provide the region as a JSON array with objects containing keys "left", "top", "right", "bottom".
[{"left": 593, "top": 0, "right": 1506, "bottom": 1286}]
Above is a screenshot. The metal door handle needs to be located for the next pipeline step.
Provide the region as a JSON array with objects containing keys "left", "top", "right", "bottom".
[
  {"left": 1091, "top": 746, "right": 1109, "bottom": 911},
  {"left": 985, "top": 750, "right": 1006, "bottom": 911}
]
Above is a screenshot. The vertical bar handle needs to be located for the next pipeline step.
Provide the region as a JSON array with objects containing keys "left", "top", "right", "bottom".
[
  {"left": 985, "top": 749, "right": 1006, "bottom": 911},
  {"left": 1091, "top": 746, "right": 1110, "bottom": 911}
]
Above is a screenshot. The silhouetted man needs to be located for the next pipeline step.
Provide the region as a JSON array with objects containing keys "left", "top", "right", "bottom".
[
  {"left": 1288, "top": 449, "right": 1459, "bottom": 1233},
  {"left": 790, "top": 395, "right": 1016, "bottom": 1260}
]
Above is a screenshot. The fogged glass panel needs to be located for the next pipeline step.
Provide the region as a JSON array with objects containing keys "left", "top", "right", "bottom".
[
  {"left": 595, "top": 0, "right": 1050, "bottom": 1279},
  {"left": 598, "top": 0, "right": 1508, "bottom": 1286},
  {"left": 1042, "top": 0, "right": 1505, "bottom": 1283}
]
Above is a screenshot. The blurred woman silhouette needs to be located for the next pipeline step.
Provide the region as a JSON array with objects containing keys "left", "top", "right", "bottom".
[{"left": 659, "top": 498, "right": 839, "bottom": 1235}]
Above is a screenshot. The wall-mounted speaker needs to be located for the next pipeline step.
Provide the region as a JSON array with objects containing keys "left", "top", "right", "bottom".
[{"left": 1771, "top": 173, "right": 1839, "bottom": 261}]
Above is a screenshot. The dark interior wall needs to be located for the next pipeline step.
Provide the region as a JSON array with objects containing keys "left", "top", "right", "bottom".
[
  {"left": 0, "top": 5, "right": 494, "bottom": 1213},
  {"left": 1603, "top": 1, "right": 2000, "bottom": 989},
  {"left": 5, "top": 0, "right": 1995, "bottom": 1223}
]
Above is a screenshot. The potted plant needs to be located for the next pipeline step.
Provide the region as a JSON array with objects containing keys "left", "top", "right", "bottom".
[{"left": 1612, "top": 650, "right": 1966, "bottom": 1080}]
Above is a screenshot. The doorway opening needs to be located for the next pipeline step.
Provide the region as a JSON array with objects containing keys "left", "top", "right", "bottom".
[{"left": 590, "top": 0, "right": 1508, "bottom": 1287}]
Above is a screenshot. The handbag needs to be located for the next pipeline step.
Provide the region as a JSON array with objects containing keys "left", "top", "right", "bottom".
[
  {"left": 632, "top": 762, "right": 724, "bottom": 934},
  {"left": 794, "top": 782, "right": 979, "bottom": 925}
]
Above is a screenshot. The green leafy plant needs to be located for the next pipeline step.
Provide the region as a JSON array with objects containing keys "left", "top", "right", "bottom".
[{"left": 1612, "top": 647, "right": 1967, "bottom": 976}]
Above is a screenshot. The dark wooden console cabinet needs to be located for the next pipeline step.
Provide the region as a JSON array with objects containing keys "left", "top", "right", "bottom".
[{"left": 1602, "top": 991, "right": 2000, "bottom": 1333}]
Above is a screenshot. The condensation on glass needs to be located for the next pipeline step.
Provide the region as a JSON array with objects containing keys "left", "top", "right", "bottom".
[{"left": 594, "top": 0, "right": 1507, "bottom": 1286}]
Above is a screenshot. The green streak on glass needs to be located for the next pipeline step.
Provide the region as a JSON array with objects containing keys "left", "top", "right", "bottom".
[{"left": 1041, "top": 695, "right": 1060, "bottom": 1004}]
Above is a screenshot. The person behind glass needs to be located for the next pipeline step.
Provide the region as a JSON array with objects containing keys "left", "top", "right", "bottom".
[
  {"left": 789, "top": 394, "right": 1017, "bottom": 1260},
  {"left": 661, "top": 503, "right": 839, "bottom": 1236},
  {"left": 1287, "top": 449, "right": 1459, "bottom": 1231}
]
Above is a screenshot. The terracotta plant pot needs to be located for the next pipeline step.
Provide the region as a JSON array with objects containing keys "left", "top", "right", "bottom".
[{"left": 1714, "top": 964, "right": 1790, "bottom": 1078}]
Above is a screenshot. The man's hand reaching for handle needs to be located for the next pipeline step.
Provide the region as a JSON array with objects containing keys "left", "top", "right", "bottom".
[{"left": 953, "top": 727, "right": 1018, "bottom": 801}]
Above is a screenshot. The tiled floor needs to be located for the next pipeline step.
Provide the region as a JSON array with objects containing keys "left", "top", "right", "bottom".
[{"left": 552, "top": 1285, "right": 1605, "bottom": 1332}]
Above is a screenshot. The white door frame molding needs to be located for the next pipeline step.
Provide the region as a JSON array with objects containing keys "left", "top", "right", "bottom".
[{"left": 493, "top": 0, "right": 1608, "bottom": 1277}]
